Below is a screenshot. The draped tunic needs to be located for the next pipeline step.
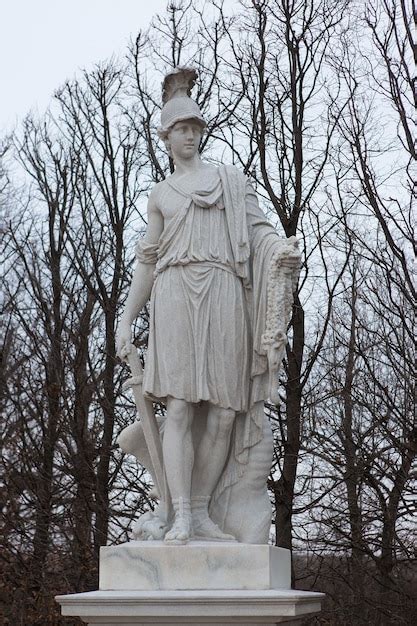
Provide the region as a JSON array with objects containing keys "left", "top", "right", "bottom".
[{"left": 136, "top": 168, "right": 250, "bottom": 411}]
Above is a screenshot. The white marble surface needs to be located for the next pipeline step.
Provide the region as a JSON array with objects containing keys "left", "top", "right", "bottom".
[
  {"left": 99, "top": 541, "right": 291, "bottom": 591},
  {"left": 56, "top": 588, "right": 325, "bottom": 624}
]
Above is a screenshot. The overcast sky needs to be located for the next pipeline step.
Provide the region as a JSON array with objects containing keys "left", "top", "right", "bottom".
[{"left": 0, "top": 0, "right": 170, "bottom": 134}]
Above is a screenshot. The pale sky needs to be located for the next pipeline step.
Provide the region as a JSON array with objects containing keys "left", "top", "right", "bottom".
[{"left": 0, "top": 0, "right": 170, "bottom": 134}]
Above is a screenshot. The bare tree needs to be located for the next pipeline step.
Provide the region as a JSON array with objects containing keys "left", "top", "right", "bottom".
[
  {"left": 296, "top": 2, "right": 415, "bottom": 621},
  {"left": 2, "top": 118, "right": 79, "bottom": 622}
]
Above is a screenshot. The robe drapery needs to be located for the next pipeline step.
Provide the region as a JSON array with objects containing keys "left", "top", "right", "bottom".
[{"left": 135, "top": 164, "right": 288, "bottom": 507}]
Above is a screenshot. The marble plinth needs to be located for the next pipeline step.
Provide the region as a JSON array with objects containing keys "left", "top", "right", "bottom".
[
  {"left": 99, "top": 541, "right": 291, "bottom": 591},
  {"left": 56, "top": 541, "right": 324, "bottom": 625},
  {"left": 55, "top": 588, "right": 325, "bottom": 625}
]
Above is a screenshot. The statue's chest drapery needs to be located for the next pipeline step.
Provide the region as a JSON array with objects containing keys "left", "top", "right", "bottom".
[
  {"left": 157, "top": 170, "right": 224, "bottom": 219},
  {"left": 154, "top": 173, "right": 235, "bottom": 273}
]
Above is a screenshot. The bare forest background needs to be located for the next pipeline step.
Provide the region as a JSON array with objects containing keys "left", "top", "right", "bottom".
[{"left": 1, "top": 1, "right": 415, "bottom": 624}]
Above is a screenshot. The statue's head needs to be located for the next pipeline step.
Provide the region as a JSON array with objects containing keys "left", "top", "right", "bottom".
[{"left": 157, "top": 67, "right": 206, "bottom": 158}]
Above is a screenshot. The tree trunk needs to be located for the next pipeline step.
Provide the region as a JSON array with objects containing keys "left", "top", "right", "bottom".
[
  {"left": 341, "top": 283, "right": 365, "bottom": 615},
  {"left": 274, "top": 293, "right": 304, "bottom": 577},
  {"left": 94, "top": 310, "right": 116, "bottom": 559},
  {"left": 70, "top": 292, "right": 97, "bottom": 591}
]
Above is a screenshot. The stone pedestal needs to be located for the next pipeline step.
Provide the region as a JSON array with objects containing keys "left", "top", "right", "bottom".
[
  {"left": 56, "top": 542, "right": 324, "bottom": 625},
  {"left": 99, "top": 541, "right": 291, "bottom": 591}
]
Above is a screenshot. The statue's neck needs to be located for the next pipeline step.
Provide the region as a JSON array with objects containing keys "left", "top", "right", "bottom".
[{"left": 172, "top": 153, "right": 203, "bottom": 177}]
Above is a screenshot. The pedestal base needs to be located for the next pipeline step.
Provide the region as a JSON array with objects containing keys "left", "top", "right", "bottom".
[
  {"left": 56, "top": 542, "right": 324, "bottom": 625},
  {"left": 56, "top": 588, "right": 324, "bottom": 625}
]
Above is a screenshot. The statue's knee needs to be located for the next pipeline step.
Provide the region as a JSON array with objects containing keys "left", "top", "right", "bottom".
[
  {"left": 167, "top": 398, "right": 192, "bottom": 429},
  {"left": 211, "top": 408, "right": 235, "bottom": 438}
]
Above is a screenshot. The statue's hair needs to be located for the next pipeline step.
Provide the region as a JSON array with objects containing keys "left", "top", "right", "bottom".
[{"left": 161, "top": 67, "right": 198, "bottom": 104}]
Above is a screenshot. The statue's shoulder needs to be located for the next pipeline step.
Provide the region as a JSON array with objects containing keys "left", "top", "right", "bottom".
[
  {"left": 219, "top": 163, "right": 248, "bottom": 184},
  {"left": 148, "top": 179, "right": 169, "bottom": 208},
  {"left": 151, "top": 179, "right": 169, "bottom": 194}
]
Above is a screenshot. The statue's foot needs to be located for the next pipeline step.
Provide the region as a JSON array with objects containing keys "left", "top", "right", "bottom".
[
  {"left": 164, "top": 516, "right": 192, "bottom": 544},
  {"left": 193, "top": 515, "right": 236, "bottom": 542},
  {"left": 191, "top": 495, "right": 236, "bottom": 542},
  {"left": 164, "top": 497, "right": 192, "bottom": 544}
]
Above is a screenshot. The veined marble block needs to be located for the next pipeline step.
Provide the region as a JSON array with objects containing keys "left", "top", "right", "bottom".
[{"left": 99, "top": 541, "right": 291, "bottom": 591}]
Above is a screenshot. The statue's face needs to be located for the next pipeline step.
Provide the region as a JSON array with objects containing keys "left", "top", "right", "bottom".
[{"left": 167, "top": 120, "right": 202, "bottom": 160}]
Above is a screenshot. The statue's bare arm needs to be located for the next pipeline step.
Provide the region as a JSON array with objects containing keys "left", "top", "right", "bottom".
[{"left": 116, "top": 189, "right": 163, "bottom": 358}]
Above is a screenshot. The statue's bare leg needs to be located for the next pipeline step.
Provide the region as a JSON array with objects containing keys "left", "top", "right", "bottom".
[
  {"left": 163, "top": 397, "right": 194, "bottom": 543},
  {"left": 191, "top": 405, "right": 236, "bottom": 540}
]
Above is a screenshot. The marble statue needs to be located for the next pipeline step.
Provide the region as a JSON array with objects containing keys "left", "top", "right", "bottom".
[{"left": 116, "top": 67, "right": 300, "bottom": 546}]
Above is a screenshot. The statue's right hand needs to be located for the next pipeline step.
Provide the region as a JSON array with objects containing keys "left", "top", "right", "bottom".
[{"left": 116, "top": 323, "right": 132, "bottom": 362}]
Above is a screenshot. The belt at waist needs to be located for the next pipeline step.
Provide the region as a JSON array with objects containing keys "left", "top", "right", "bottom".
[{"left": 155, "top": 260, "right": 236, "bottom": 277}]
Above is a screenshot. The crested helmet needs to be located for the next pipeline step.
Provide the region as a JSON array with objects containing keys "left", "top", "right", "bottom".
[{"left": 158, "top": 67, "right": 206, "bottom": 139}]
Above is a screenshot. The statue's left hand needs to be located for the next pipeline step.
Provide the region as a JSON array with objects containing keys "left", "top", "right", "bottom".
[{"left": 280, "top": 253, "right": 301, "bottom": 270}]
